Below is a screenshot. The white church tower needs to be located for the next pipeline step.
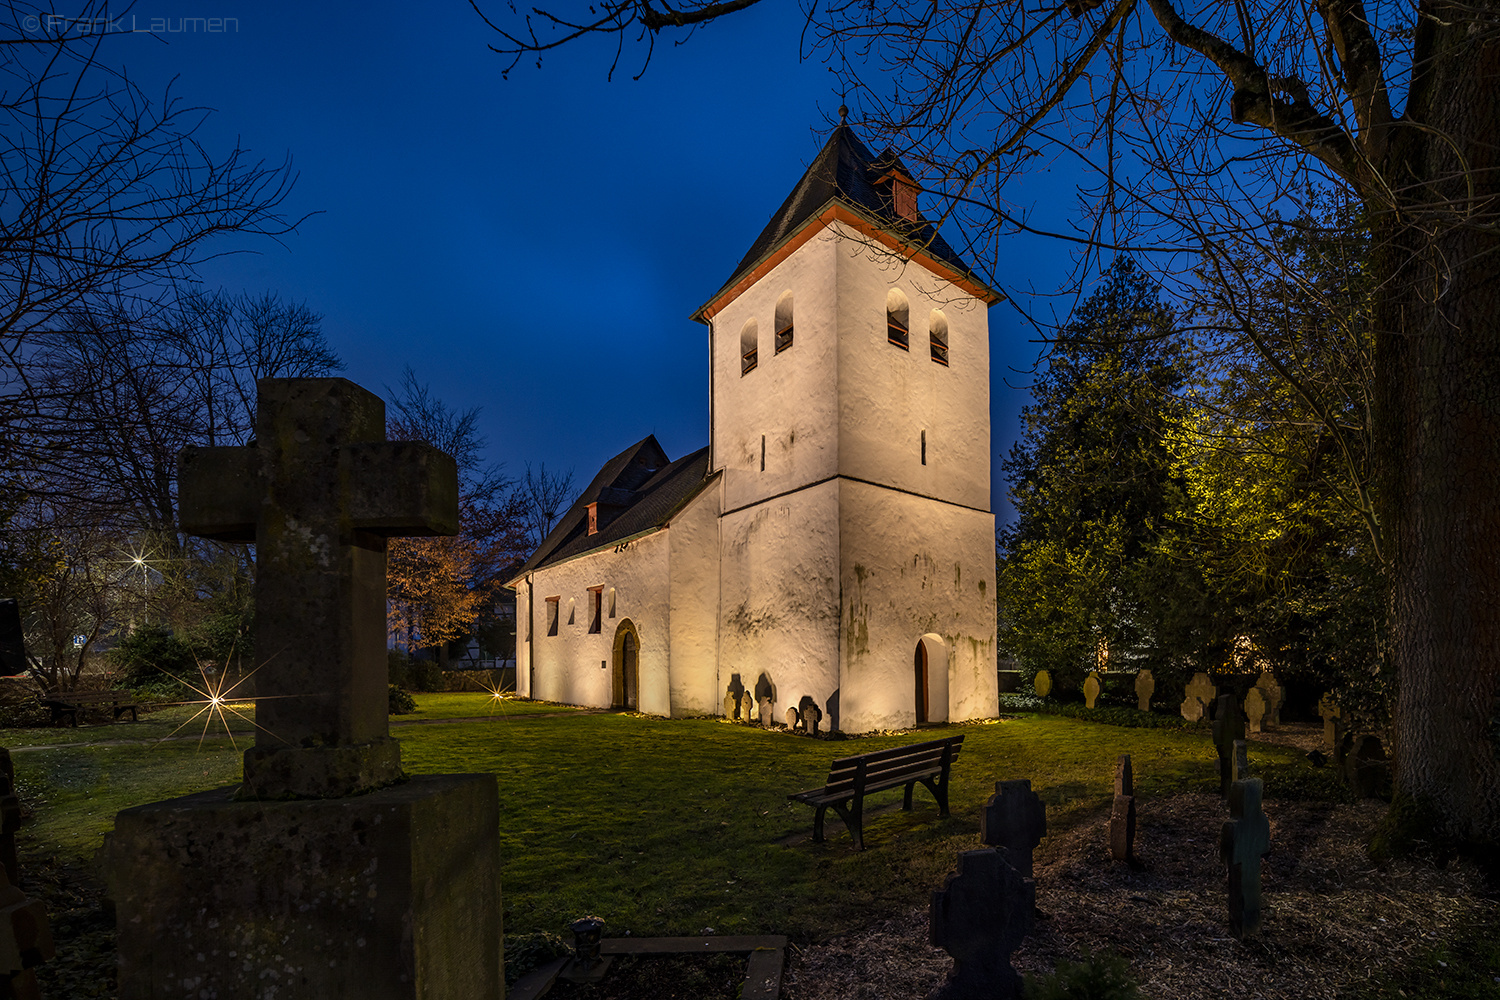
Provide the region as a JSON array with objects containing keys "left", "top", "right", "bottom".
[{"left": 693, "top": 125, "right": 1001, "bottom": 733}]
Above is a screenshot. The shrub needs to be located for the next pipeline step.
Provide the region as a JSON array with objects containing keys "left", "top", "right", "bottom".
[
  {"left": 388, "top": 684, "right": 416, "bottom": 715},
  {"left": 1026, "top": 950, "right": 1140, "bottom": 1000},
  {"left": 408, "top": 661, "right": 446, "bottom": 692},
  {"left": 504, "top": 932, "right": 570, "bottom": 987},
  {"left": 1000, "top": 696, "right": 1197, "bottom": 731},
  {"left": 108, "top": 626, "right": 196, "bottom": 692}
]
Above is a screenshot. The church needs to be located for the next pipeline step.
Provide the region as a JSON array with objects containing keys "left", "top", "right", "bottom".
[{"left": 506, "top": 125, "right": 1001, "bottom": 734}]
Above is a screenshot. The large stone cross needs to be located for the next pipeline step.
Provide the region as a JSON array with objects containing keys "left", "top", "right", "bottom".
[
  {"left": 179, "top": 378, "right": 459, "bottom": 799},
  {"left": 1220, "top": 776, "right": 1271, "bottom": 938}
]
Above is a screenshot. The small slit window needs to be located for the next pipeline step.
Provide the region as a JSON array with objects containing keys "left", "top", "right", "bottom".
[
  {"left": 774, "top": 290, "right": 794, "bottom": 354},
  {"left": 741, "top": 318, "right": 758, "bottom": 375},
  {"left": 929, "top": 310, "right": 949, "bottom": 366},
  {"left": 608, "top": 587, "right": 617, "bottom": 619},
  {"left": 588, "top": 586, "right": 603, "bottom": 633},
  {"left": 887, "top": 288, "right": 909, "bottom": 349},
  {"left": 545, "top": 597, "right": 560, "bottom": 637},
  {"left": 566, "top": 598, "right": 576, "bottom": 626}
]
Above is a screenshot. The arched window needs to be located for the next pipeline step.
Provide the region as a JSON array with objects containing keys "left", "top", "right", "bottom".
[
  {"left": 740, "top": 318, "right": 758, "bottom": 375},
  {"left": 887, "top": 288, "right": 910, "bottom": 349},
  {"left": 774, "top": 290, "right": 794, "bottom": 353},
  {"left": 929, "top": 310, "right": 949, "bottom": 366}
]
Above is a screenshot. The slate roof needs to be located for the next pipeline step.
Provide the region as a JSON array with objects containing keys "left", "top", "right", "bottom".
[
  {"left": 510, "top": 435, "right": 715, "bottom": 580},
  {"left": 697, "top": 126, "right": 990, "bottom": 316}
]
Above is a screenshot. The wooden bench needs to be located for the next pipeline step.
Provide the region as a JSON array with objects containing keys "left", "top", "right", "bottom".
[
  {"left": 788, "top": 735, "right": 964, "bottom": 849},
  {"left": 39, "top": 689, "right": 139, "bottom": 727}
]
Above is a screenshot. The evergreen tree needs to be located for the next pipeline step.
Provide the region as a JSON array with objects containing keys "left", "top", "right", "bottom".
[{"left": 1000, "top": 257, "right": 1199, "bottom": 691}]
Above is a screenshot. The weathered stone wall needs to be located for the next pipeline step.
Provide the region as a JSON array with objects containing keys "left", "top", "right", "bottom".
[
  {"left": 717, "top": 479, "right": 842, "bottom": 729},
  {"left": 839, "top": 480, "right": 998, "bottom": 732},
  {"left": 666, "top": 485, "right": 722, "bottom": 716}
]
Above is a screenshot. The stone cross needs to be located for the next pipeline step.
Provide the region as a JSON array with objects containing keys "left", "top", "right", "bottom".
[
  {"left": 1211, "top": 694, "right": 1245, "bottom": 796},
  {"left": 1135, "top": 670, "right": 1155, "bottom": 711},
  {"left": 928, "top": 848, "right": 1030, "bottom": 1000},
  {"left": 1219, "top": 777, "right": 1271, "bottom": 938},
  {"left": 1033, "top": 670, "right": 1052, "bottom": 698},
  {"left": 1344, "top": 734, "right": 1389, "bottom": 799},
  {"left": 179, "top": 378, "right": 459, "bottom": 800},
  {"left": 1181, "top": 672, "right": 1216, "bottom": 721},
  {"left": 1110, "top": 755, "right": 1135, "bottom": 864},
  {"left": 980, "top": 779, "right": 1046, "bottom": 879},
  {"left": 1083, "top": 672, "right": 1101, "bottom": 709},
  {"left": 1244, "top": 687, "right": 1267, "bottom": 733},
  {"left": 1318, "top": 692, "right": 1343, "bottom": 748},
  {"left": 1255, "top": 671, "right": 1283, "bottom": 726}
]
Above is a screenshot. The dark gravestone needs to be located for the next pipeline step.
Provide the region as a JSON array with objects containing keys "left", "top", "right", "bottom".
[
  {"left": 1211, "top": 694, "right": 1246, "bottom": 796},
  {"left": 0, "top": 750, "right": 18, "bottom": 888},
  {"left": 104, "top": 379, "right": 503, "bottom": 1000},
  {"left": 1233, "top": 739, "right": 1251, "bottom": 784},
  {"left": 0, "top": 601, "right": 25, "bottom": 677},
  {"left": 1110, "top": 755, "right": 1136, "bottom": 864},
  {"left": 928, "top": 849, "right": 1031, "bottom": 1000},
  {"left": 1220, "top": 777, "right": 1271, "bottom": 938},
  {"left": 0, "top": 858, "right": 55, "bottom": 998},
  {"left": 980, "top": 779, "right": 1046, "bottom": 879},
  {"left": 1344, "top": 734, "right": 1389, "bottom": 798}
]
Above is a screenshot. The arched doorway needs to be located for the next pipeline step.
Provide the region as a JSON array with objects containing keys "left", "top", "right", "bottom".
[
  {"left": 914, "top": 634, "right": 950, "bottom": 725},
  {"left": 611, "top": 620, "right": 640, "bottom": 710}
]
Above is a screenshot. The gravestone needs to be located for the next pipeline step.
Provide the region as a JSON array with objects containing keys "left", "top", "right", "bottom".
[
  {"left": 1244, "top": 687, "right": 1267, "bottom": 733},
  {"left": 0, "top": 750, "right": 18, "bottom": 886},
  {"left": 1082, "top": 672, "right": 1101, "bottom": 709},
  {"left": 1255, "top": 671, "right": 1283, "bottom": 726},
  {"left": 0, "top": 858, "right": 55, "bottom": 998},
  {"left": 102, "top": 379, "right": 503, "bottom": 1000},
  {"left": 1181, "top": 672, "right": 1216, "bottom": 721},
  {"left": 754, "top": 673, "right": 776, "bottom": 729},
  {"left": 758, "top": 697, "right": 775, "bottom": 728},
  {"left": 1135, "top": 670, "right": 1155, "bottom": 711},
  {"left": 1233, "top": 740, "right": 1250, "bottom": 783},
  {"left": 1033, "top": 670, "right": 1052, "bottom": 698},
  {"left": 1110, "top": 755, "right": 1135, "bottom": 864},
  {"left": 1318, "top": 693, "right": 1343, "bottom": 747},
  {"left": 1211, "top": 694, "right": 1246, "bottom": 796},
  {"left": 1220, "top": 777, "right": 1271, "bottom": 938},
  {"left": 928, "top": 848, "right": 1031, "bottom": 1000},
  {"left": 980, "top": 780, "right": 1046, "bottom": 880},
  {"left": 1344, "top": 734, "right": 1389, "bottom": 798},
  {"left": 798, "top": 696, "right": 823, "bottom": 736}
]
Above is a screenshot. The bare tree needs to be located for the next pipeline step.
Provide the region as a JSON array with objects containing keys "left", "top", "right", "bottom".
[
  {"left": 517, "top": 462, "right": 576, "bottom": 552},
  {"left": 481, "top": 0, "right": 1500, "bottom": 849},
  {"left": 0, "top": 2, "right": 302, "bottom": 496}
]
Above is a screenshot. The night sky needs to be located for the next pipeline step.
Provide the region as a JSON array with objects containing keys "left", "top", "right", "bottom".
[{"left": 109, "top": 1, "right": 1085, "bottom": 525}]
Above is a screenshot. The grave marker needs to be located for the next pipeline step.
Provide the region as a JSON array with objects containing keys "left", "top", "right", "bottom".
[
  {"left": 1135, "top": 670, "right": 1155, "bottom": 711},
  {"left": 1110, "top": 755, "right": 1136, "bottom": 864},
  {"left": 1233, "top": 739, "right": 1250, "bottom": 783},
  {"left": 980, "top": 779, "right": 1046, "bottom": 879},
  {"left": 1244, "top": 688, "right": 1267, "bottom": 733},
  {"left": 1033, "top": 670, "right": 1052, "bottom": 698},
  {"left": 1181, "top": 672, "right": 1216, "bottom": 722},
  {"left": 1255, "top": 671, "right": 1283, "bottom": 726},
  {"left": 1318, "top": 693, "right": 1343, "bottom": 747},
  {"left": 104, "top": 378, "right": 503, "bottom": 1000},
  {"left": 1220, "top": 777, "right": 1271, "bottom": 938},
  {"left": 1083, "top": 672, "right": 1101, "bottom": 709},
  {"left": 0, "top": 858, "right": 54, "bottom": 999},
  {"left": 928, "top": 849, "right": 1030, "bottom": 1000},
  {"left": 1211, "top": 694, "right": 1246, "bottom": 796}
]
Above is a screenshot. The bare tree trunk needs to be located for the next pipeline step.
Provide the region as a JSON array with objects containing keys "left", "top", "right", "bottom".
[{"left": 1374, "top": 18, "right": 1500, "bottom": 847}]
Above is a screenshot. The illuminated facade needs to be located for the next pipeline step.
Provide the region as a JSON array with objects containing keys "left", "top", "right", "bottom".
[{"left": 508, "top": 126, "right": 1000, "bottom": 732}]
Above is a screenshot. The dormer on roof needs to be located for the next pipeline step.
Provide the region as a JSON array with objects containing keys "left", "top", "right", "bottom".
[{"left": 692, "top": 125, "right": 1000, "bottom": 323}]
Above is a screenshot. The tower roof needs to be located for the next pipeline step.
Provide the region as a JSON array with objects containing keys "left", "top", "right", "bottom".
[{"left": 693, "top": 126, "right": 999, "bottom": 321}]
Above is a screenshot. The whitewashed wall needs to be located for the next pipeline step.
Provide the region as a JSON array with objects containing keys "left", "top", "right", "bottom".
[
  {"left": 666, "top": 486, "right": 722, "bottom": 716},
  {"left": 521, "top": 531, "right": 670, "bottom": 713}
]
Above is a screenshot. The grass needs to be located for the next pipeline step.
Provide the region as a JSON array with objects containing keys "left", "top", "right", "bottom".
[
  {"left": 5, "top": 705, "right": 1351, "bottom": 944},
  {"left": 392, "top": 692, "right": 583, "bottom": 720}
]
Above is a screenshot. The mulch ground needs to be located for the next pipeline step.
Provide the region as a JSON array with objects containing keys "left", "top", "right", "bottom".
[
  {"left": 782, "top": 795, "right": 1499, "bottom": 999},
  {"left": 20, "top": 791, "right": 1499, "bottom": 999}
]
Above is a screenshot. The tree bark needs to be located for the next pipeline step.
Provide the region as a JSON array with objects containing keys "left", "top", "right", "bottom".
[{"left": 1373, "top": 12, "right": 1500, "bottom": 846}]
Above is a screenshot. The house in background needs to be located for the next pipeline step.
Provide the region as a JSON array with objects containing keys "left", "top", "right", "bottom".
[{"left": 508, "top": 124, "right": 1001, "bottom": 733}]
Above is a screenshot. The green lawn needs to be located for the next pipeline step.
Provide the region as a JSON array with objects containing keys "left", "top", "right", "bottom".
[{"left": 10, "top": 705, "right": 1332, "bottom": 942}]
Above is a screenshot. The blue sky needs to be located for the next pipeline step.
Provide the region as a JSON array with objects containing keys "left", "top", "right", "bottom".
[{"left": 102, "top": 0, "right": 1083, "bottom": 524}]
